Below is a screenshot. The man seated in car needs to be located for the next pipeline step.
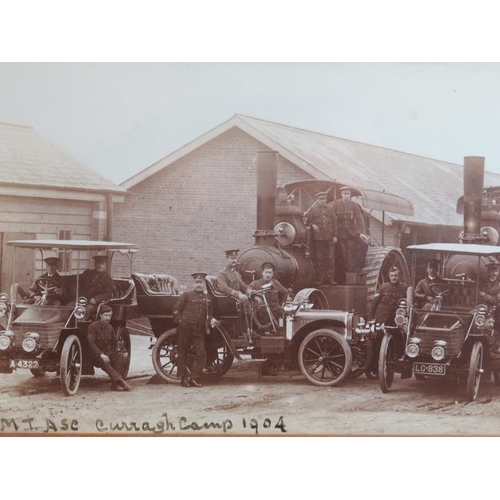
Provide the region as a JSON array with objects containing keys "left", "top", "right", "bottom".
[
  {"left": 79, "top": 255, "right": 114, "bottom": 320},
  {"left": 479, "top": 257, "right": 500, "bottom": 308},
  {"left": 249, "top": 262, "right": 289, "bottom": 334},
  {"left": 17, "top": 257, "right": 66, "bottom": 305},
  {"left": 414, "top": 259, "right": 446, "bottom": 310}
]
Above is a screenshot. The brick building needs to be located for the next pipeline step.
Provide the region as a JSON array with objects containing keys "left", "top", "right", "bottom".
[
  {"left": 117, "top": 114, "right": 500, "bottom": 286},
  {"left": 0, "top": 122, "right": 126, "bottom": 293}
]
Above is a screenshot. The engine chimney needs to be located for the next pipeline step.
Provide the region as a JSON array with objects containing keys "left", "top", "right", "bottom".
[
  {"left": 462, "top": 156, "right": 485, "bottom": 243},
  {"left": 254, "top": 151, "right": 278, "bottom": 246}
]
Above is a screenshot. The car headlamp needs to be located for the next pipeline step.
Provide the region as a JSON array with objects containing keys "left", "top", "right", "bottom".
[
  {"left": 78, "top": 297, "right": 88, "bottom": 306},
  {"left": 477, "top": 304, "right": 488, "bottom": 314},
  {"left": 0, "top": 302, "right": 7, "bottom": 316},
  {"left": 0, "top": 330, "right": 14, "bottom": 351},
  {"left": 74, "top": 306, "right": 86, "bottom": 320},
  {"left": 405, "top": 337, "right": 421, "bottom": 358},
  {"left": 475, "top": 314, "right": 486, "bottom": 327},
  {"left": 22, "top": 332, "right": 40, "bottom": 353},
  {"left": 0, "top": 292, "right": 8, "bottom": 302},
  {"left": 431, "top": 340, "right": 447, "bottom": 361}
]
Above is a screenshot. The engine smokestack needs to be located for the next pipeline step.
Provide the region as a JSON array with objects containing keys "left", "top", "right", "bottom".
[
  {"left": 462, "top": 156, "right": 485, "bottom": 243},
  {"left": 254, "top": 151, "right": 278, "bottom": 246}
]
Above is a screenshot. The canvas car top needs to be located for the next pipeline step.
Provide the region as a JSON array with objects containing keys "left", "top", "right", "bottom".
[
  {"left": 407, "top": 243, "right": 500, "bottom": 256},
  {"left": 6, "top": 239, "right": 139, "bottom": 251}
]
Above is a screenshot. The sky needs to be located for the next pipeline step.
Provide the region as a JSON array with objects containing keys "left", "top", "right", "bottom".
[{"left": 1, "top": 62, "right": 500, "bottom": 185}]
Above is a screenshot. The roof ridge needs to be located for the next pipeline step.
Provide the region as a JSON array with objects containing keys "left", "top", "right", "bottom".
[
  {"left": 0, "top": 121, "right": 33, "bottom": 130},
  {"left": 235, "top": 113, "right": 478, "bottom": 171}
]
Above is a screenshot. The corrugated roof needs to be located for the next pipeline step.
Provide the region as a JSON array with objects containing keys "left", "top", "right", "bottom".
[
  {"left": 237, "top": 115, "right": 500, "bottom": 227},
  {"left": 122, "top": 114, "right": 500, "bottom": 227},
  {"left": 0, "top": 122, "right": 125, "bottom": 194}
]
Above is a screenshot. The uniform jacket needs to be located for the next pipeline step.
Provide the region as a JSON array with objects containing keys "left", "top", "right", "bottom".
[
  {"left": 414, "top": 276, "right": 445, "bottom": 304},
  {"left": 371, "top": 282, "right": 408, "bottom": 323},
  {"left": 305, "top": 203, "right": 338, "bottom": 241},
  {"left": 250, "top": 278, "right": 288, "bottom": 312},
  {"left": 29, "top": 272, "right": 66, "bottom": 302},
  {"left": 80, "top": 269, "right": 114, "bottom": 303},
  {"left": 216, "top": 267, "right": 251, "bottom": 298},
  {"left": 480, "top": 278, "right": 500, "bottom": 307},
  {"left": 87, "top": 320, "right": 118, "bottom": 359},
  {"left": 173, "top": 290, "right": 214, "bottom": 332},
  {"left": 329, "top": 199, "right": 366, "bottom": 238},
  {"left": 486, "top": 330, "right": 500, "bottom": 360}
]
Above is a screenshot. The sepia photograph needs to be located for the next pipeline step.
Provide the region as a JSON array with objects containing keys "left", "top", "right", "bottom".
[{"left": 2, "top": 61, "right": 500, "bottom": 437}]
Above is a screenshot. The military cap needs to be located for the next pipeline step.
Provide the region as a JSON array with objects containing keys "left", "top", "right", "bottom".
[
  {"left": 485, "top": 256, "right": 500, "bottom": 267},
  {"left": 44, "top": 257, "right": 61, "bottom": 265},
  {"left": 191, "top": 272, "right": 208, "bottom": 281},
  {"left": 99, "top": 305, "right": 112, "bottom": 314},
  {"left": 92, "top": 255, "right": 107, "bottom": 263},
  {"left": 389, "top": 266, "right": 400, "bottom": 273},
  {"left": 314, "top": 191, "right": 328, "bottom": 198},
  {"left": 261, "top": 261, "right": 276, "bottom": 272},
  {"left": 339, "top": 186, "right": 352, "bottom": 192},
  {"left": 225, "top": 249, "right": 240, "bottom": 257}
]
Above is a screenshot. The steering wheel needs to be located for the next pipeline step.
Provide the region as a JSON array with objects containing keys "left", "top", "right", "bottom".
[
  {"left": 34, "top": 277, "right": 60, "bottom": 295},
  {"left": 429, "top": 282, "right": 451, "bottom": 297}
]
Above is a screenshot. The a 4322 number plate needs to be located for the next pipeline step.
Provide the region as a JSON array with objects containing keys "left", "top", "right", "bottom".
[
  {"left": 414, "top": 362, "right": 446, "bottom": 376},
  {"left": 9, "top": 359, "right": 40, "bottom": 370}
]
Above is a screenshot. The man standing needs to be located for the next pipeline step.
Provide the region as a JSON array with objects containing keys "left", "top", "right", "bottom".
[
  {"left": 87, "top": 305, "right": 131, "bottom": 391},
  {"left": 250, "top": 262, "right": 289, "bottom": 333},
  {"left": 330, "top": 186, "right": 369, "bottom": 281},
  {"left": 80, "top": 255, "right": 114, "bottom": 320},
  {"left": 174, "top": 273, "right": 218, "bottom": 388},
  {"left": 370, "top": 267, "right": 408, "bottom": 325},
  {"left": 414, "top": 259, "right": 446, "bottom": 310},
  {"left": 305, "top": 191, "right": 338, "bottom": 286},
  {"left": 21, "top": 257, "right": 66, "bottom": 305}
]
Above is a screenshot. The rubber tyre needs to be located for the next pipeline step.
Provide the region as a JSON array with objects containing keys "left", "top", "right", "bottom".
[
  {"left": 204, "top": 325, "right": 234, "bottom": 377},
  {"left": 60, "top": 335, "right": 82, "bottom": 396},
  {"left": 379, "top": 334, "right": 395, "bottom": 393},
  {"left": 298, "top": 328, "right": 352, "bottom": 387},
  {"left": 466, "top": 341, "right": 483, "bottom": 402}
]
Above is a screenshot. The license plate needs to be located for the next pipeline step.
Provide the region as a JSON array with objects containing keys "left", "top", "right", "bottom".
[
  {"left": 414, "top": 362, "right": 446, "bottom": 376},
  {"left": 9, "top": 359, "right": 40, "bottom": 370}
]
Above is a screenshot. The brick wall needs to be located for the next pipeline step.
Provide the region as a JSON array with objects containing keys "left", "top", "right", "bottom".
[{"left": 114, "top": 127, "right": 311, "bottom": 286}]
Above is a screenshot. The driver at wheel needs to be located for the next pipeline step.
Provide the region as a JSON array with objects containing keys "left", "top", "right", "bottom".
[
  {"left": 414, "top": 259, "right": 445, "bottom": 310},
  {"left": 479, "top": 257, "right": 500, "bottom": 307},
  {"left": 19, "top": 257, "right": 66, "bottom": 305}
]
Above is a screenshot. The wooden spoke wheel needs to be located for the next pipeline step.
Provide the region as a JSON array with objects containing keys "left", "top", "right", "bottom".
[
  {"left": 466, "top": 341, "right": 483, "bottom": 402},
  {"left": 60, "top": 335, "right": 82, "bottom": 396},
  {"left": 379, "top": 334, "right": 396, "bottom": 393},
  {"left": 116, "top": 325, "right": 132, "bottom": 379}
]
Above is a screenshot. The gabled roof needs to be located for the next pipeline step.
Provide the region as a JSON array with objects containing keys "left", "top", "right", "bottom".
[
  {"left": 122, "top": 114, "right": 500, "bottom": 227},
  {"left": 0, "top": 122, "right": 126, "bottom": 200}
]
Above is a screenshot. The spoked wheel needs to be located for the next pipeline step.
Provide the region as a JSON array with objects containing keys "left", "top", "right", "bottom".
[
  {"left": 152, "top": 329, "right": 181, "bottom": 384},
  {"left": 60, "top": 335, "right": 82, "bottom": 396},
  {"left": 298, "top": 328, "right": 352, "bottom": 387},
  {"left": 379, "top": 334, "right": 396, "bottom": 393},
  {"left": 466, "top": 341, "right": 484, "bottom": 402},
  {"left": 293, "top": 288, "right": 328, "bottom": 310},
  {"left": 116, "top": 325, "right": 131, "bottom": 379},
  {"left": 204, "top": 326, "right": 234, "bottom": 377}
]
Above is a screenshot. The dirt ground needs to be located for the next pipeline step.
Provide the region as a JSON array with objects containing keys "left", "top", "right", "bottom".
[{"left": 1, "top": 334, "right": 500, "bottom": 436}]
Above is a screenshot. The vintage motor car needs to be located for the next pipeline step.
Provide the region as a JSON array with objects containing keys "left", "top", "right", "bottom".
[
  {"left": 0, "top": 240, "right": 138, "bottom": 396},
  {"left": 378, "top": 243, "right": 500, "bottom": 401},
  {"left": 133, "top": 271, "right": 384, "bottom": 387}
]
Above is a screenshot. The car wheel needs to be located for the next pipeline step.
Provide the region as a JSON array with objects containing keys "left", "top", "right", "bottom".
[
  {"left": 60, "top": 335, "right": 82, "bottom": 396},
  {"left": 379, "top": 334, "right": 396, "bottom": 393},
  {"left": 298, "top": 328, "right": 352, "bottom": 387},
  {"left": 116, "top": 325, "right": 131, "bottom": 379},
  {"left": 204, "top": 325, "right": 234, "bottom": 377},
  {"left": 466, "top": 341, "right": 483, "bottom": 402}
]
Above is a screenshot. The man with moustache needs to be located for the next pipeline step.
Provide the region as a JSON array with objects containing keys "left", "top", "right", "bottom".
[{"left": 414, "top": 259, "right": 446, "bottom": 310}]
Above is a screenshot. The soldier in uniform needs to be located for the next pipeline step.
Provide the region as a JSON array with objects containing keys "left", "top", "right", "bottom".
[
  {"left": 79, "top": 255, "right": 114, "bottom": 320},
  {"left": 87, "top": 304, "right": 131, "bottom": 391},
  {"left": 174, "top": 273, "right": 218, "bottom": 388},
  {"left": 18, "top": 257, "right": 67, "bottom": 305},
  {"left": 305, "top": 191, "right": 338, "bottom": 286},
  {"left": 330, "top": 186, "right": 369, "bottom": 282},
  {"left": 370, "top": 267, "right": 408, "bottom": 325},
  {"left": 250, "top": 262, "right": 289, "bottom": 333},
  {"left": 414, "top": 259, "right": 446, "bottom": 310},
  {"left": 479, "top": 257, "right": 500, "bottom": 308},
  {"left": 484, "top": 315, "right": 500, "bottom": 369},
  {"left": 216, "top": 249, "right": 252, "bottom": 333}
]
